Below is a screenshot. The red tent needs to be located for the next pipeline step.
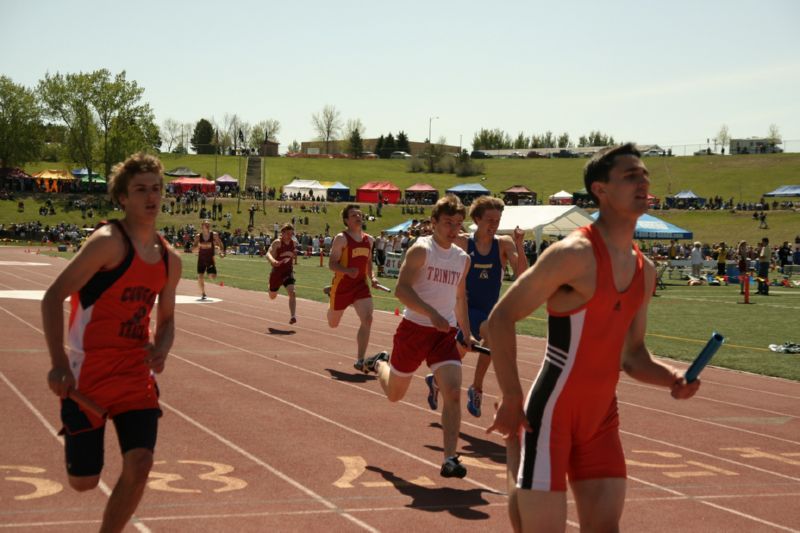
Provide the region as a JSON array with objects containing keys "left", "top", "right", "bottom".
[
  {"left": 356, "top": 181, "right": 401, "bottom": 204},
  {"left": 171, "top": 177, "right": 216, "bottom": 194},
  {"left": 404, "top": 183, "right": 439, "bottom": 203}
]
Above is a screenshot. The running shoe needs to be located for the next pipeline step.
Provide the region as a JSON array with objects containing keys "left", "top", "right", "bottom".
[
  {"left": 466, "top": 386, "right": 482, "bottom": 417},
  {"left": 440, "top": 454, "right": 467, "bottom": 478},
  {"left": 289, "top": 316, "right": 297, "bottom": 325},
  {"left": 200, "top": 293, "right": 207, "bottom": 301},
  {"left": 353, "top": 359, "right": 365, "bottom": 372},
  {"left": 425, "top": 374, "right": 439, "bottom": 410},
  {"left": 363, "top": 351, "right": 389, "bottom": 374}
]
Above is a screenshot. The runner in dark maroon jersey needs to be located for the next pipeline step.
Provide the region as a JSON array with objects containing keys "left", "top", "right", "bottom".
[{"left": 192, "top": 219, "right": 224, "bottom": 300}]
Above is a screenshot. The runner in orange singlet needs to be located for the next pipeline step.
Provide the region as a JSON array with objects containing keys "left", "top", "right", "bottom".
[
  {"left": 42, "top": 152, "right": 181, "bottom": 533},
  {"left": 327, "top": 205, "right": 379, "bottom": 370},
  {"left": 487, "top": 144, "right": 700, "bottom": 532}
]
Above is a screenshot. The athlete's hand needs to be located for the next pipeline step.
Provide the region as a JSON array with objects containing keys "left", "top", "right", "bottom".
[
  {"left": 670, "top": 373, "right": 700, "bottom": 399},
  {"left": 513, "top": 226, "right": 524, "bottom": 244},
  {"left": 487, "top": 395, "right": 532, "bottom": 439},
  {"left": 430, "top": 312, "right": 450, "bottom": 333},
  {"left": 47, "top": 366, "right": 75, "bottom": 398},
  {"left": 144, "top": 343, "right": 167, "bottom": 373}
]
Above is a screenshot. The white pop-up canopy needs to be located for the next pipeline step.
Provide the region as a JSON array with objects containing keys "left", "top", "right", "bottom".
[
  {"left": 469, "top": 205, "right": 594, "bottom": 248},
  {"left": 283, "top": 179, "right": 327, "bottom": 198}
]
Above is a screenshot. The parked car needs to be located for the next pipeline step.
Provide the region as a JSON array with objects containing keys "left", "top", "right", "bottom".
[
  {"left": 552, "top": 149, "right": 579, "bottom": 158},
  {"left": 643, "top": 149, "right": 664, "bottom": 157},
  {"left": 471, "top": 150, "right": 493, "bottom": 159},
  {"left": 508, "top": 151, "right": 525, "bottom": 159},
  {"left": 526, "top": 150, "right": 547, "bottom": 158},
  {"left": 693, "top": 148, "right": 715, "bottom": 156},
  {"left": 390, "top": 151, "right": 412, "bottom": 159},
  {"left": 360, "top": 151, "right": 378, "bottom": 159}
]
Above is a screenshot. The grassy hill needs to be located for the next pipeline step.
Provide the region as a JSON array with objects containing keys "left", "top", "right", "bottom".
[{"left": 23, "top": 152, "right": 800, "bottom": 206}]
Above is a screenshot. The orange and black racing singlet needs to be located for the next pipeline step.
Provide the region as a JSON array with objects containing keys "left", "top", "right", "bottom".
[{"left": 66, "top": 220, "right": 168, "bottom": 417}]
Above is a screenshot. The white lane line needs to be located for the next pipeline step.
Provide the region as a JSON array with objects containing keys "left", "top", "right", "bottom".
[
  {"left": 627, "top": 474, "right": 800, "bottom": 532},
  {"left": 158, "top": 398, "right": 379, "bottom": 532},
  {"left": 0, "top": 371, "right": 151, "bottom": 533},
  {"left": 170, "top": 348, "right": 501, "bottom": 495}
]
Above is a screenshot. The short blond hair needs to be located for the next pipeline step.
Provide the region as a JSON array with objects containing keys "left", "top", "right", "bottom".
[
  {"left": 469, "top": 195, "right": 504, "bottom": 221},
  {"left": 107, "top": 152, "right": 164, "bottom": 207}
]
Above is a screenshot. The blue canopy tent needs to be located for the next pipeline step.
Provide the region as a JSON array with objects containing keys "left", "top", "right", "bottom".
[
  {"left": 445, "top": 183, "right": 490, "bottom": 205},
  {"left": 591, "top": 212, "right": 693, "bottom": 239},
  {"left": 764, "top": 185, "right": 800, "bottom": 197},
  {"left": 385, "top": 220, "right": 413, "bottom": 235},
  {"left": 323, "top": 181, "right": 350, "bottom": 202}
]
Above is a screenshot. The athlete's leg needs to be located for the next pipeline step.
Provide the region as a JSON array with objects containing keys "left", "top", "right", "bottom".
[
  {"left": 506, "top": 435, "right": 523, "bottom": 533},
  {"left": 268, "top": 290, "right": 278, "bottom": 300},
  {"left": 433, "top": 363, "right": 462, "bottom": 458},
  {"left": 375, "top": 360, "right": 413, "bottom": 402},
  {"left": 286, "top": 284, "right": 297, "bottom": 322},
  {"left": 515, "top": 490, "right": 567, "bottom": 533},
  {"left": 100, "top": 448, "right": 154, "bottom": 533},
  {"left": 197, "top": 273, "right": 205, "bottom": 297},
  {"left": 351, "top": 297, "right": 374, "bottom": 362},
  {"left": 570, "top": 477, "right": 626, "bottom": 532},
  {"left": 327, "top": 308, "right": 345, "bottom": 328},
  {"left": 471, "top": 353, "right": 492, "bottom": 391}
]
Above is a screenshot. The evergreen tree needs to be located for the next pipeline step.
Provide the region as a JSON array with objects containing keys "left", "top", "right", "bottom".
[
  {"left": 349, "top": 129, "right": 364, "bottom": 158},
  {"left": 396, "top": 131, "right": 410, "bottom": 153},
  {"left": 379, "top": 133, "right": 396, "bottom": 158},
  {"left": 191, "top": 119, "right": 215, "bottom": 154},
  {"left": 374, "top": 135, "right": 384, "bottom": 157}
]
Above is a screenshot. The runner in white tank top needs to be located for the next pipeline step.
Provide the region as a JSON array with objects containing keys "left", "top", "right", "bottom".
[{"left": 361, "top": 195, "right": 478, "bottom": 479}]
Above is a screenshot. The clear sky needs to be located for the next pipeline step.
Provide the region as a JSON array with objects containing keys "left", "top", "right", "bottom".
[{"left": 3, "top": 0, "right": 799, "bottom": 153}]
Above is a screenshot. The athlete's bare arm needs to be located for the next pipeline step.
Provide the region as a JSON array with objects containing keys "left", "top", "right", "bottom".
[
  {"left": 41, "top": 225, "right": 126, "bottom": 398},
  {"left": 499, "top": 227, "right": 528, "bottom": 277},
  {"left": 191, "top": 233, "right": 200, "bottom": 253},
  {"left": 454, "top": 257, "right": 473, "bottom": 344},
  {"left": 620, "top": 258, "right": 700, "bottom": 399},
  {"left": 395, "top": 244, "right": 449, "bottom": 332},
  {"left": 328, "top": 233, "right": 358, "bottom": 278},
  {"left": 213, "top": 232, "right": 225, "bottom": 256},
  {"left": 365, "top": 235, "right": 378, "bottom": 286},
  {"left": 266, "top": 240, "right": 281, "bottom": 267},
  {"left": 146, "top": 245, "right": 182, "bottom": 373},
  {"left": 486, "top": 236, "right": 594, "bottom": 438}
]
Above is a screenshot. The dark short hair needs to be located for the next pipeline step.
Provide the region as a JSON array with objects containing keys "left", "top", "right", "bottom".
[
  {"left": 583, "top": 143, "right": 642, "bottom": 204},
  {"left": 469, "top": 195, "right": 504, "bottom": 221},
  {"left": 341, "top": 204, "right": 361, "bottom": 222},
  {"left": 281, "top": 223, "right": 294, "bottom": 233},
  {"left": 431, "top": 194, "right": 466, "bottom": 220}
]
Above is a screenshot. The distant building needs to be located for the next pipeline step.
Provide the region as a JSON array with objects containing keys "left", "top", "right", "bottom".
[
  {"left": 300, "top": 139, "right": 461, "bottom": 157},
  {"left": 729, "top": 137, "right": 783, "bottom": 155},
  {"left": 259, "top": 140, "right": 280, "bottom": 157}
]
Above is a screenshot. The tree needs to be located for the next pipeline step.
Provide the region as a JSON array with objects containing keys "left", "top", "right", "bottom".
[
  {"left": 39, "top": 71, "right": 98, "bottom": 177},
  {"left": 557, "top": 132, "right": 571, "bottom": 149},
  {"left": 311, "top": 104, "right": 342, "bottom": 154},
  {"left": 472, "top": 128, "right": 511, "bottom": 149},
  {"left": 513, "top": 132, "right": 529, "bottom": 149},
  {"left": 374, "top": 135, "right": 384, "bottom": 156},
  {"left": 767, "top": 124, "right": 781, "bottom": 144},
  {"left": 396, "top": 131, "right": 410, "bottom": 153},
  {"left": 287, "top": 139, "right": 300, "bottom": 153},
  {"left": 161, "top": 118, "right": 181, "bottom": 153},
  {"left": 715, "top": 124, "right": 731, "bottom": 152},
  {"left": 0, "top": 76, "right": 44, "bottom": 167},
  {"left": 348, "top": 129, "right": 364, "bottom": 158},
  {"left": 344, "top": 118, "right": 365, "bottom": 138},
  {"left": 191, "top": 119, "right": 215, "bottom": 154},
  {"left": 378, "top": 133, "right": 396, "bottom": 159}
]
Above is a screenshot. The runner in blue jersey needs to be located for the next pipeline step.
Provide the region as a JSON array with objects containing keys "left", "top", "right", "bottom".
[{"left": 425, "top": 195, "right": 527, "bottom": 417}]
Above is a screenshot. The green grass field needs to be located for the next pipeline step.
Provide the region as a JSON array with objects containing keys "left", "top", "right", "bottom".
[{"left": 168, "top": 252, "right": 800, "bottom": 382}]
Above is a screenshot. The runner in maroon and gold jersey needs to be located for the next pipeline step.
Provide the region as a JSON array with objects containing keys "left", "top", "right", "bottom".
[
  {"left": 42, "top": 152, "right": 181, "bottom": 533},
  {"left": 192, "top": 219, "right": 224, "bottom": 300},
  {"left": 267, "top": 223, "right": 298, "bottom": 324},
  {"left": 327, "top": 204, "right": 380, "bottom": 370}
]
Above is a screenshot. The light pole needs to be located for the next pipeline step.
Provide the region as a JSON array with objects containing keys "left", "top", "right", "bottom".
[{"left": 428, "top": 116, "right": 439, "bottom": 145}]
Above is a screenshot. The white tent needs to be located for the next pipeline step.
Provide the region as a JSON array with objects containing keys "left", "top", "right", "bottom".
[
  {"left": 469, "top": 205, "right": 594, "bottom": 248},
  {"left": 283, "top": 179, "right": 327, "bottom": 198}
]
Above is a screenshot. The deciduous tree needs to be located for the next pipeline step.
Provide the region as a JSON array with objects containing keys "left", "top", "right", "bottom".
[{"left": 0, "top": 76, "right": 43, "bottom": 167}]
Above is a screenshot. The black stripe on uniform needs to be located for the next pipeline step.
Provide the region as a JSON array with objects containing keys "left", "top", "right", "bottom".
[{"left": 520, "top": 360, "right": 563, "bottom": 489}]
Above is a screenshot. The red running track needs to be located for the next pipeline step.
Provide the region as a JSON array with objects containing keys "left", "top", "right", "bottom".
[{"left": 0, "top": 247, "right": 798, "bottom": 532}]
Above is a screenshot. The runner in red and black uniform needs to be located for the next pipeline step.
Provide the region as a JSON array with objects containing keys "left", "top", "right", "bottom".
[
  {"left": 42, "top": 152, "right": 181, "bottom": 533},
  {"left": 192, "top": 219, "right": 224, "bottom": 300},
  {"left": 267, "top": 223, "right": 298, "bottom": 324},
  {"left": 326, "top": 205, "right": 380, "bottom": 371},
  {"left": 486, "top": 144, "right": 700, "bottom": 532}
]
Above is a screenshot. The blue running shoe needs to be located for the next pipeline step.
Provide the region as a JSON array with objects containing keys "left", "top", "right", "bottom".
[
  {"left": 425, "top": 373, "right": 439, "bottom": 410},
  {"left": 466, "top": 386, "right": 482, "bottom": 417}
]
